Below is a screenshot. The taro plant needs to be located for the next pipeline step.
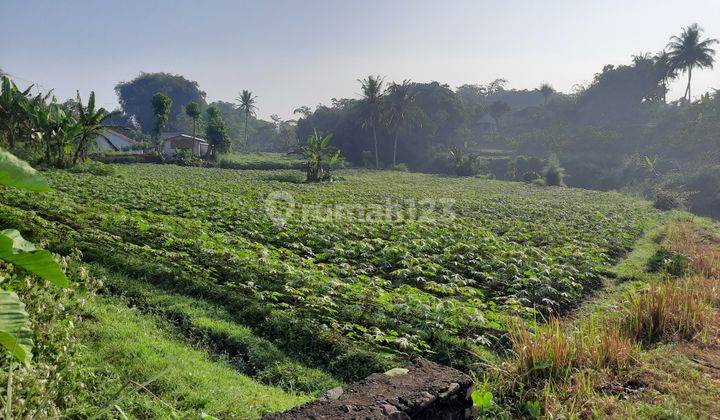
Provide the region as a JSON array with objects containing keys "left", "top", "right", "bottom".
[{"left": 0, "top": 148, "right": 67, "bottom": 366}]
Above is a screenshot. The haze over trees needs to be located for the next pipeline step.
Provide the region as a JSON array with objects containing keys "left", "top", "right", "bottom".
[{"left": 115, "top": 72, "right": 206, "bottom": 132}]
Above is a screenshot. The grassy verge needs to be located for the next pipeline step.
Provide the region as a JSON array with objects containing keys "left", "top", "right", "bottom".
[
  {"left": 478, "top": 213, "right": 720, "bottom": 418},
  {"left": 69, "top": 297, "right": 309, "bottom": 418},
  {"left": 90, "top": 263, "right": 342, "bottom": 395}
]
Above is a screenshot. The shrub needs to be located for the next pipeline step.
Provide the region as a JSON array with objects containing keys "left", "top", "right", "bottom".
[
  {"left": 328, "top": 348, "right": 392, "bottom": 382},
  {"left": 486, "top": 157, "right": 512, "bottom": 179},
  {"left": 543, "top": 154, "right": 564, "bottom": 186},
  {"left": 388, "top": 163, "right": 408, "bottom": 172},
  {"left": 647, "top": 248, "right": 688, "bottom": 276},
  {"left": 361, "top": 150, "right": 374, "bottom": 168},
  {"left": 455, "top": 155, "right": 481, "bottom": 176},
  {"left": 513, "top": 156, "right": 545, "bottom": 180},
  {"left": 522, "top": 171, "right": 541, "bottom": 183},
  {"left": 659, "top": 164, "right": 720, "bottom": 218},
  {"left": 652, "top": 189, "right": 682, "bottom": 210}
]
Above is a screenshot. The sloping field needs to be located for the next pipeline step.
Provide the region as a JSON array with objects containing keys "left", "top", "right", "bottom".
[{"left": 0, "top": 164, "right": 659, "bottom": 415}]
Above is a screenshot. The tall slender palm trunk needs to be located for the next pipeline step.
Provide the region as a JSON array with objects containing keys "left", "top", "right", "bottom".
[
  {"left": 393, "top": 130, "right": 399, "bottom": 166},
  {"left": 372, "top": 124, "right": 379, "bottom": 169},
  {"left": 192, "top": 119, "right": 197, "bottom": 139},
  {"left": 244, "top": 112, "right": 249, "bottom": 150},
  {"left": 685, "top": 66, "right": 693, "bottom": 102}
]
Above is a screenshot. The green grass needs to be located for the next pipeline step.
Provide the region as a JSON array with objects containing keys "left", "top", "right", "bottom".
[
  {"left": 91, "top": 263, "right": 342, "bottom": 395},
  {"left": 217, "top": 152, "right": 305, "bottom": 170},
  {"left": 70, "top": 297, "right": 309, "bottom": 418}
]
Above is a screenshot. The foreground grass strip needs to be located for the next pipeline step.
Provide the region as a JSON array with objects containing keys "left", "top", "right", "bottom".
[
  {"left": 71, "top": 297, "right": 309, "bottom": 419},
  {"left": 90, "top": 263, "right": 342, "bottom": 395}
]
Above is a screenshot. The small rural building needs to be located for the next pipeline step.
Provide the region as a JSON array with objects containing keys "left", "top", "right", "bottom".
[
  {"left": 161, "top": 134, "right": 209, "bottom": 157},
  {"left": 93, "top": 128, "right": 141, "bottom": 152}
]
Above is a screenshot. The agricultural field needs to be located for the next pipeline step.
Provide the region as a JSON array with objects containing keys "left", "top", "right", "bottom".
[
  {"left": 217, "top": 152, "right": 306, "bottom": 170},
  {"left": 0, "top": 163, "right": 660, "bottom": 416}
]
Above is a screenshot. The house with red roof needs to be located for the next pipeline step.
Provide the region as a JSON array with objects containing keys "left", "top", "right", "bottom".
[{"left": 93, "top": 128, "right": 142, "bottom": 153}]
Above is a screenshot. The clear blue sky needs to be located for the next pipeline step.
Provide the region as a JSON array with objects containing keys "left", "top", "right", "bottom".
[{"left": 2, "top": 0, "right": 719, "bottom": 120}]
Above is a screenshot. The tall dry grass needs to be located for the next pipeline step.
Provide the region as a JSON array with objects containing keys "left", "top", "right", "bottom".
[
  {"left": 622, "top": 276, "right": 719, "bottom": 344},
  {"left": 500, "top": 220, "right": 720, "bottom": 417}
]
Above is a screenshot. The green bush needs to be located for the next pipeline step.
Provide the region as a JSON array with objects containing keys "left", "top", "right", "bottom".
[
  {"left": 659, "top": 165, "right": 720, "bottom": 218},
  {"left": 647, "top": 248, "right": 688, "bottom": 277},
  {"left": 522, "top": 171, "right": 541, "bottom": 183},
  {"left": 652, "top": 189, "right": 682, "bottom": 210},
  {"left": 543, "top": 154, "right": 564, "bottom": 186},
  {"left": 328, "top": 348, "right": 392, "bottom": 382},
  {"left": 361, "top": 150, "right": 374, "bottom": 168}
]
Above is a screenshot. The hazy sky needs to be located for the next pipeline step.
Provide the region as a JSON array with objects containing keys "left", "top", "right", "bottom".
[{"left": 2, "top": 0, "right": 719, "bottom": 120}]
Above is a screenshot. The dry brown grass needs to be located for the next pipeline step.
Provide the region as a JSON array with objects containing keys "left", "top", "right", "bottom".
[
  {"left": 496, "top": 220, "right": 720, "bottom": 418},
  {"left": 665, "top": 221, "right": 720, "bottom": 278},
  {"left": 622, "top": 276, "right": 719, "bottom": 344},
  {"left": 508, "top": 318, "right": 636, "bottom": 390}
]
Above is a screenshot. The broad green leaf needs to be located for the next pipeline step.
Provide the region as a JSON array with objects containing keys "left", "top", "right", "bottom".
[
  {"left": 471, "top": 389, "right": 494, "bottom": 412},
  {"left": 0, "top": 290, "right": 33, "bottom": 366},
  {"left": 0, "top": 229, "right": 68, "bottom": 287},
  {"left": 0, "top": 149, "right": 51, "bottom": 192}
]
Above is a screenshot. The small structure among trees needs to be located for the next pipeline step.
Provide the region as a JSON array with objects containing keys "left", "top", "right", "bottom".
[
  {"left": 161, "top": 133, "right": 209, "bottom": 157},
  {"left": 93, "top": 128, "right": 141, "bottom": 153}
]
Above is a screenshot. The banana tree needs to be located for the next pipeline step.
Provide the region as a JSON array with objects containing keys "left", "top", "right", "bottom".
[
  {"left": 0, "top": 76, "right": 34, "bottom": 149},
  {"left": 0, "top": 148, "right": 67, "bottom": 366},
  {"left": 24, "top": 98, "right": 81, "bottom": 168},
  {"left": 73, "top": 90, "right": 112, "bottom": 165},
  {"left": 295, "top": 133, "right": 340, "bottom": 182}
]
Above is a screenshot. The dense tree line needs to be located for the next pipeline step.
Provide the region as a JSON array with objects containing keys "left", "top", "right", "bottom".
[{"left": 1, "top": 23, "right": 717, "bottom": 214}]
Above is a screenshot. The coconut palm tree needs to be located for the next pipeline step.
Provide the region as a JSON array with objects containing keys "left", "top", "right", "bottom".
[
  {"left": 357, "top": 75, "right": 384, "bottom": 168},
  {"left": 185, "top": 101, "right": 201, "bottom": 139},
  {"left": 236, "top": 90, "right": 257, "bottom": 149},
  {"left": 539, "top": 83, "right": 555, "bottom": 106},
  {"left": 667, "top": 23, "right": 718, "bottom": 102},
  {"left": 384, "top": 80, "right": 416, "bottom": 166}
]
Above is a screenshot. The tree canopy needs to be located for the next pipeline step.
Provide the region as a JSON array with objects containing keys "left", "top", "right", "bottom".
[{"left": 115, "top": 72, "right": 206, "bottom": 133}]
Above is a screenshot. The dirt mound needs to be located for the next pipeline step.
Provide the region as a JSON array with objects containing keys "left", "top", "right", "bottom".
[{"left": 265, "top": 359, "right": 475, "bottom": 419}]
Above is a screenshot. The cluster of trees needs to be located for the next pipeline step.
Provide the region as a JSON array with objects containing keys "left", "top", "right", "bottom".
[
  {"left": 0, "top": 76, "right": 113, "bottom": 168},
  {"left": 294, "top": 24, "right": 717, "bottom": 174},
  {"left": 111, "top": 72, "right": 292, "bottom": 153}
]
